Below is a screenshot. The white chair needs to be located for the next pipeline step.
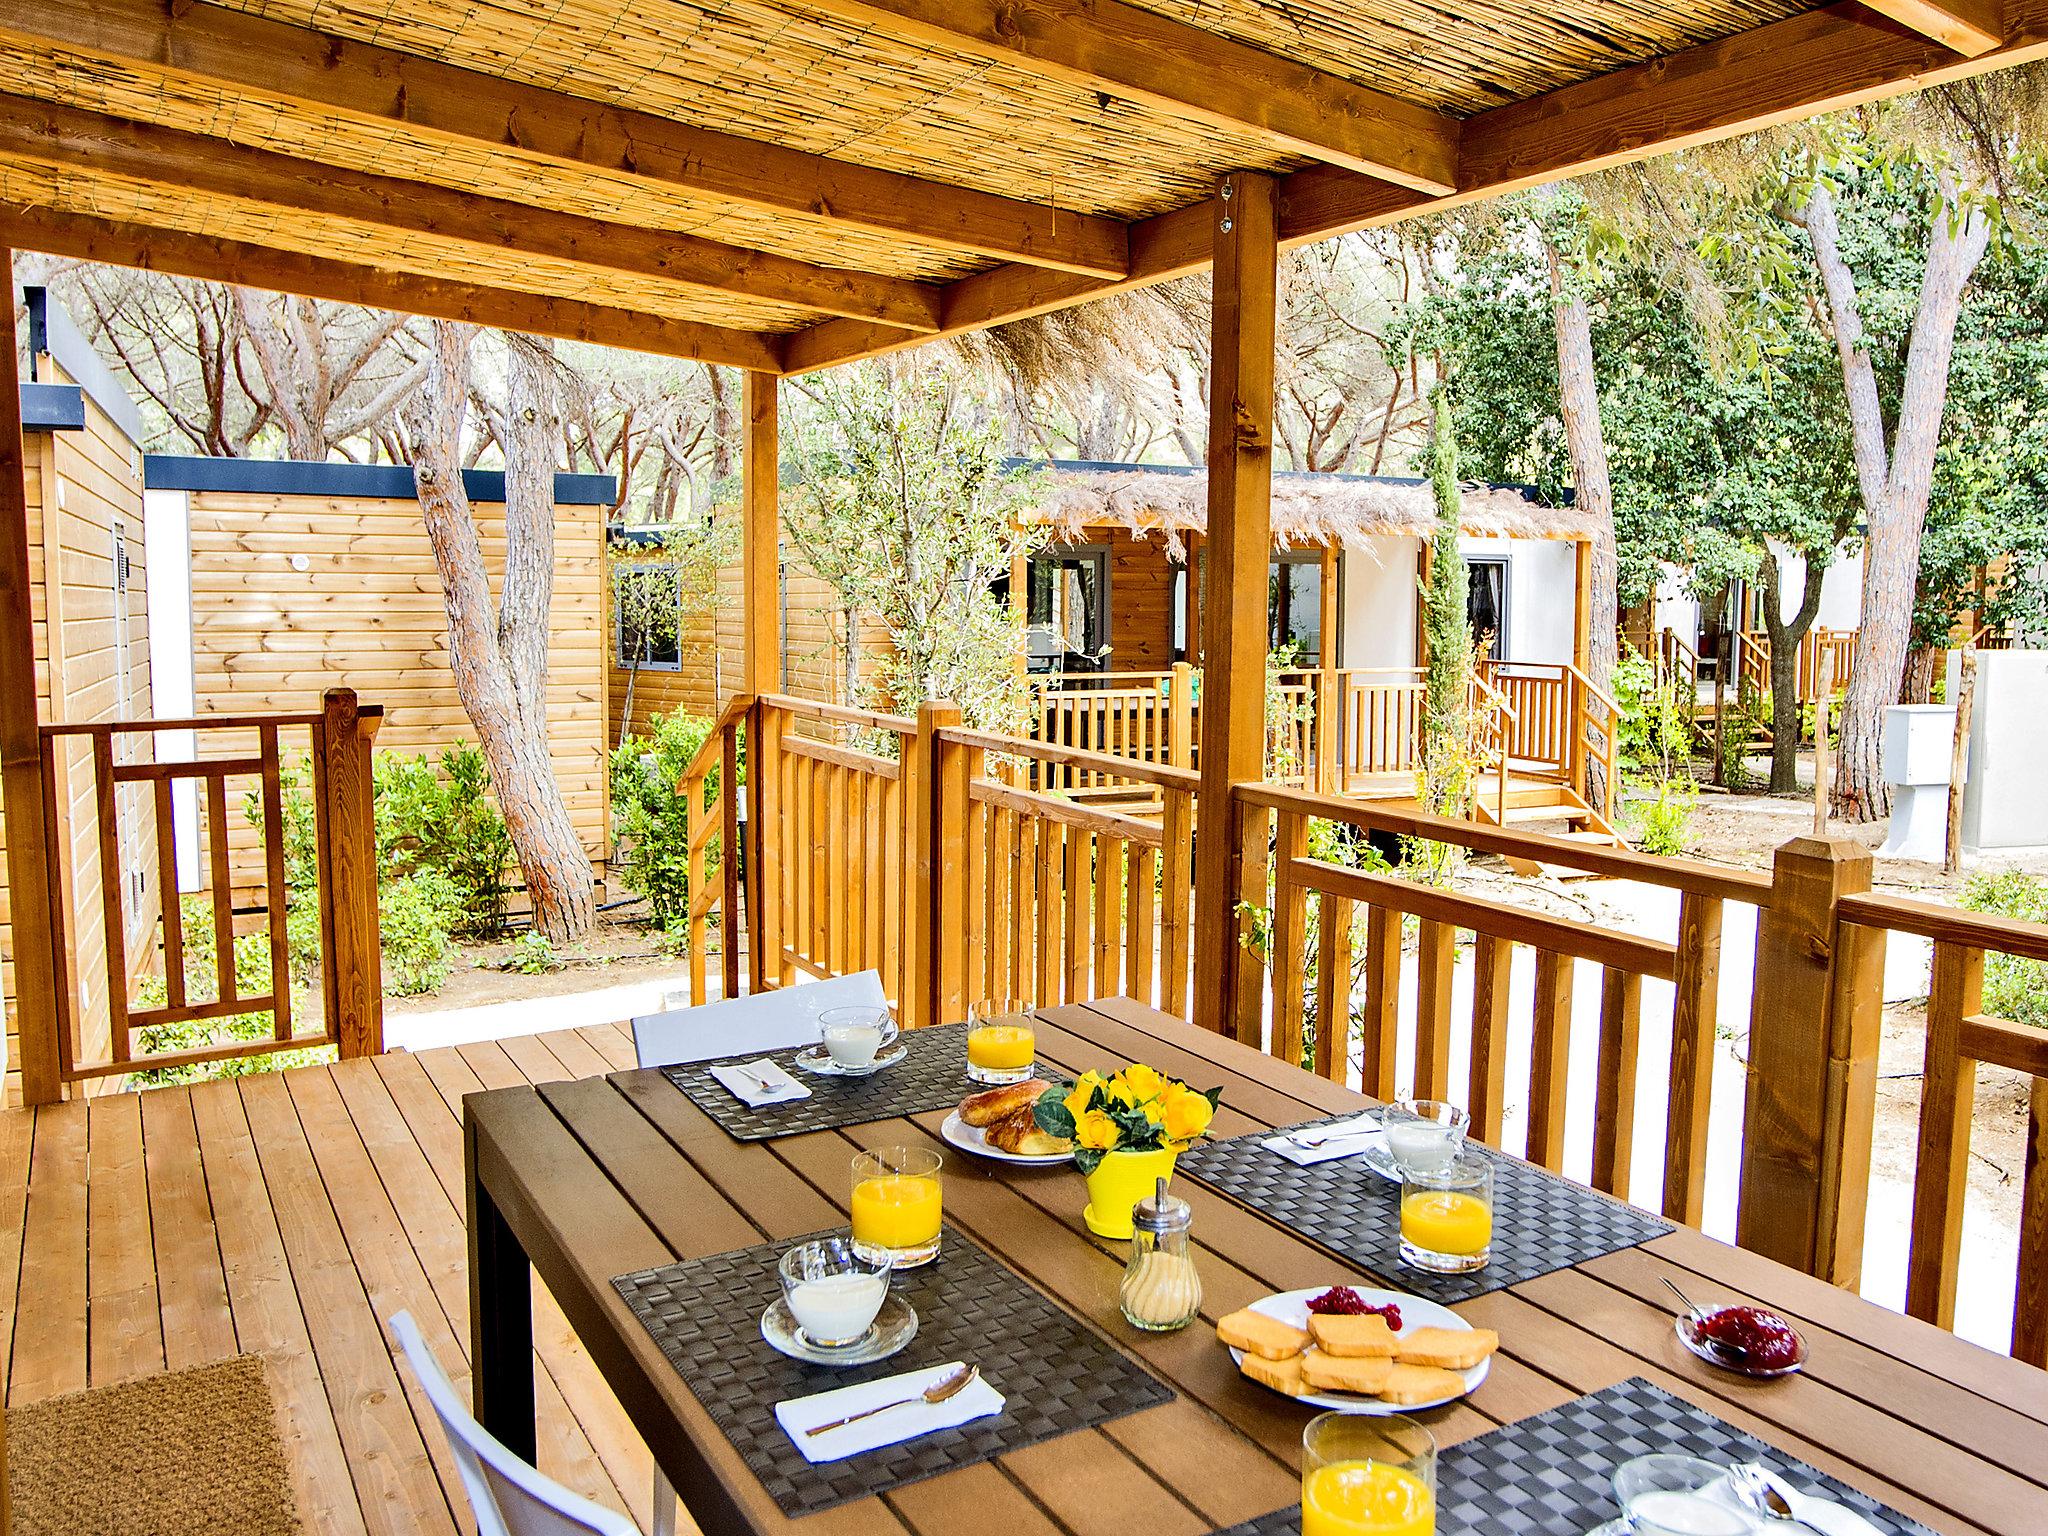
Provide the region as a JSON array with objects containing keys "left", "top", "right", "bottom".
[
  {"left": 630, "top": 969, "right": 889, "bottom": 1068},
  {"left": 388, "top": 1309, "right": 651, "bottom": 1536}
]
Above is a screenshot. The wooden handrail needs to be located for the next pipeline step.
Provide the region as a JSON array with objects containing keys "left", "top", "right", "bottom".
[
  {"left": 1236, "top": 781, "right": 1771, "bottom": 904},
  {"left": 1838, "top": 890, "right": 2048, "bottom": 962},
  {"left": 939, "top": 725, "right": 1201, "bottom": 790},
  {"left": 969, "top": 776, "right": 1165, "bottom": 846},
  {"left": 38, "top": 707, "right": 381, "bottom": 736},
  {"left": 674, "top": 692, "right": 754, "bottom": 788},
  {"left": 758, "top": 691, "right": 916, "bottom": 735}
]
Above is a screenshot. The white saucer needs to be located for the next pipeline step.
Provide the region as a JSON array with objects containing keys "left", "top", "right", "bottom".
[
  {"left": 1227, "top": 1286, "right": 1490, "bottom": 1413},
  {"left": 939, "top": 1109, "right": 1071, "bottom": 1166},
  {"left": 791, "top": 1042, "right": 907, "bottom": 1077},
  {"left": 760, "top": 1292, "right": 917, "bottom": 1366}
]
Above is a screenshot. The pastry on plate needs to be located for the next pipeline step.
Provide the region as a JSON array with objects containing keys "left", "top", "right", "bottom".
[
  {"left": 1239, "top": 1351, "right": 1313, "bottom": 1397},
  {"left": 1217, "top": 1308, "right": 1312, "bottom": 1361},
  {"left": 1307, "top": 1312, "right": 1399, "bottom": 1358},
  {"left": 984, "top": 1106, "right": 1072, "bottom": 1157},
  {"left": 1394, "top": 1326, "right": 1498, "bottom": 1372},
  {"left": 1300, "top": 1349, "right": 1394, "bottom": 1395},
  {"left": 1376, "top": 1363, "right": 1468, "bottom": 1405},
  {"left": 959, "top": 1080, "right": 1050, "bottom": 1127}
]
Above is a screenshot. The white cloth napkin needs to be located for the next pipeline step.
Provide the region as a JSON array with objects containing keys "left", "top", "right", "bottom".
[
  {"left": 1261, "top": 1114, "right": 1389, "bottom": 1169},
  {"left": 1702, "top": 1470, "right": 1885, "bottom": 1536},
  {"left": 775, "top": 1362, "right": 1006, "bottom": 1464},
  {"left": 708, "top": 1058, "right": 810, "bottom": 1106}
]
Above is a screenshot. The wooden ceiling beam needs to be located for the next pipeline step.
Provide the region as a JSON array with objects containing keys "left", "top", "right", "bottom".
[
  {"left": 1856, "top": 0, "right": 2004, "bottom": 57},
  {"left": 0, "top": 0, "right": 1130, "bottom": 280},
  {"left": 0, "top": 93, "right": 942, "bottom": 332},
  {"left": 0, "top": 204, "right": 785, "bottom": 371},
  {"left": 784, "top": 1, "right": 2048, "bottom": 373},
  {"left": 798, "top": 0, "right": 1459, "bottom": 196}
]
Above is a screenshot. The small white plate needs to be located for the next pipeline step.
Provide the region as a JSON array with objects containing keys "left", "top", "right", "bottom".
[
  {"left": 939, "top": 1109, "right": 1071, "bottom": 1166},
  {"left": 761, "top": 1292, "right": 917, "bottom": 1366},
  {"left": 1228, "top": 1285, "right": 1490, "bottom": 1413},
  {"left": 791, "top": 1042, "right": 908, "bottom": 1078}
]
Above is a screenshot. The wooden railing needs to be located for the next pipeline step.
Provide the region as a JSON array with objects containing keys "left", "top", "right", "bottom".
[
  {"left": 1658, "top": 629, "right": 1703, "bottom": 710},
  {"left": 1832, "top": 891, "right": 2048, "bottom": 1367},
  {"left": 1735, "top": 628, "right": 1858, "bottom": 711},
  {"left": 1028, "top": 666, "right": 1194, "bottom": 794},
  {"left": 28, "top": 689, "right": 382, "bottom": 1092},
  {"left": 1240, "top": 780, "right": 1766, "bottom": 1223},
  {"left": 1477, "top": 659, "right": 1618, "bottom": 810},
  {"left": 673, "top": 693, "right": 750, "bottom": 1007}
]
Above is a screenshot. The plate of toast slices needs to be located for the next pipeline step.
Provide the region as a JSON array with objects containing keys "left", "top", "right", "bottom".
[
  {"left": 1218, "top": 1285, "right": 1497, "bottom": 1413},
  {"left": 942, "top": 1080, "right": 1074, "bottom": 1165}
]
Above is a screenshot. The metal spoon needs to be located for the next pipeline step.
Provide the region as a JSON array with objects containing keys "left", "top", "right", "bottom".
[
  {"left": 804, "top": 1364, "right": 980, "bottom": 1436},
  {"left": 1660, "top": 1276, "right": 1753, "bottom": 1364},
  {"left": 1729, "top": 1463, "right": 1818, "bottom": 1532}
]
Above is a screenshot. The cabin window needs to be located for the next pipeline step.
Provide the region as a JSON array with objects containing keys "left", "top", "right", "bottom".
[
  {"left": 614, "top": 564, "right": 684, "bottom": 672},
  {"left": 1026, "top": 548, "right": 1109, "bottom": 672},
  {"left": 1268, "top": 553, "right": 1322, "bottom": 665},
  {"left": 1467, "top": 558, "right": 1508, "bottom": 660}
]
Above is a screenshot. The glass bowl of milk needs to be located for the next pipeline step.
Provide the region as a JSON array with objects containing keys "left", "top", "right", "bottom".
[
  {"left": 777, "top": 1237, "right": 892, "bottom": 1351},
  {"left": 1611, "top": 1454, "right": 1758, "bottom": 1535},
  {"left": 1382, "top": 1099, "right": 1470, "bottom": 1176}
]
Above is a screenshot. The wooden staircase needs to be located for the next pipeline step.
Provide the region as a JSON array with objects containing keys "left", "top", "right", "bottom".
[{"left": 1471, "top": 774, "right": 1624, "bottom": 877}]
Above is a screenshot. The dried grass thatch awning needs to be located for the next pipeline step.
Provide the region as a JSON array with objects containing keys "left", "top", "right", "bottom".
[{"left": 1025, "top": 461, "right": 1589, "bottom": 557}]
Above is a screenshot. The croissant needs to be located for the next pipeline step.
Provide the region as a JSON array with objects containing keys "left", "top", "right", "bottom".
[
  {"left": 959, "top": 1079, "right": 1050, "bottom": 1127},
  {"left": 985, "top": 1107, "right": 1071, "bottom": 1157}
]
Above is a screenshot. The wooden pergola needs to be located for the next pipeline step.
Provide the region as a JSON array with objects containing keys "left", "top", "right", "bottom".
[{"left": 2, "top": 0, "right": 2044, "bottom": 1075}]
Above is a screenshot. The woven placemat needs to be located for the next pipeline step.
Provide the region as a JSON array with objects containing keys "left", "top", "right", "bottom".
[
  {"left": 8, "top": 1354, "right": 301, "bottom": 1535},
  {"left": 1176, "top": 1116, "right": 1671, "bottom": 1302},
  {"left": 613, "top": 1223, "right": 1175, "bottom": 1516},
  {"left": 1211, "top": 1376, "right": 1935, "bottom": 1535},
  {"left": 661, "top": 1021, "right": 983, "bottom": 1140}
]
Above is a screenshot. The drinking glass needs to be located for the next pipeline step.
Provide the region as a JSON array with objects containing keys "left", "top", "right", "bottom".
[
  {"left": 1611, "top": 1454, "right": 1758, "bottom": 1536},
  {"left": 1382, "top": 1099, "right": 1469, "bottom": 1175},
  {"left": 777, "top": 1235, "right": 890, "bottom": 1350},
  {"left": 965, "top": 997, "right": 1037, "bottom": 1085},
  {"left": 1398, "top": 1150, "right": 1492, "bottom": 1274},
  {"left": 1301, "top": 1411, "right": 1436, "bottom": 1536},
  {"left": 849, "top": 1145, "right": 943, "bottom": 1268}
]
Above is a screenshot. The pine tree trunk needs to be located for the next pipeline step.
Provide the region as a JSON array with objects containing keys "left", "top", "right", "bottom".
[{"left": 406, "top": 322, "right": 596, "bottom": 943}]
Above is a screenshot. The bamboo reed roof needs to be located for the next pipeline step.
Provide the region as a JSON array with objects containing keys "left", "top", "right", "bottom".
[
  {"left": 1032, "top": 462, "right": 1592, "bottom": 555},
  {"left": 0, "top": 0, "right": 2039, "bottom": 369}
]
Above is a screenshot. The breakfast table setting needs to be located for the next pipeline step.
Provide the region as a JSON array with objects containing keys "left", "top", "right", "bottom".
[{"left": 462, "top": 991, "right": 2048, "bottom": 1536}]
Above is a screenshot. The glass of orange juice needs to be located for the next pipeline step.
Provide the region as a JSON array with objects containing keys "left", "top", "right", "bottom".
[
  {"left": 850, "top": 1145, "right": 943, "bottom": 1269},
  {"left": 1301, "top": 1411, "right": 1436, "bottom": 1536},
  {"left": 1399, "top": 1151, "right": 1492, "bottom": 1275},
  {"left": 965, "top": 998, "right": 1037, "bottom": 1085}
]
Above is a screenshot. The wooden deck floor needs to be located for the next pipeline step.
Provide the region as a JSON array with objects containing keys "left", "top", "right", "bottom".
[{"left": 0, "top": 1024, "right": 678, "bottom": 1536}]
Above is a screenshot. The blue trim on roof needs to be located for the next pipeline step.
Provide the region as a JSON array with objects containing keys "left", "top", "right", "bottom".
[
  {"left": 21, "top": 287, "right": 147, "bottom": 448},
  {"left": 143, "top": 455, "right": 617, "bottom": 505},
  {"left": 1008, "top": 456, "right": 1569, "bottom": 506},
  {"left": 20, "top": 383, "right": 85, "bottom": 433}
]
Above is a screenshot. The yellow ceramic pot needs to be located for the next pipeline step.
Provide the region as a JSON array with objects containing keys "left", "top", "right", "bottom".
[{"left": 1083, "top": 1147, "right": 1180, "bottom": 1239}]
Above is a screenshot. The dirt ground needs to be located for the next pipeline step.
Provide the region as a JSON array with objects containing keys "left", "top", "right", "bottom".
[{"left": 380, "top": 906, "right": 699, "bottom": 1017}]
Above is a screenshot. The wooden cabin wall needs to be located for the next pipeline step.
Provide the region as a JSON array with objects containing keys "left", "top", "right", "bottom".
[
  {"left": 2, "top": 366, "right": 154, "bottom": 1105},
  {"left": 182, "top": 487, "right": 608, "bottom": 891}
]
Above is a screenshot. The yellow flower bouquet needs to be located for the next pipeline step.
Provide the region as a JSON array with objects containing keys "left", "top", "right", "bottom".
[{"left": 1033, "top": 1064, "right": 1221, "bottom": 1175}]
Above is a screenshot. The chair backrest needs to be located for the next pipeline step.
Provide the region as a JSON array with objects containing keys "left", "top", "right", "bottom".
[
  {"left": 630, "top": 970, "right": 889, "bottom": 1068},
  {"left": 388, "top": 1311, "right": 638, "bottom": 1536}
]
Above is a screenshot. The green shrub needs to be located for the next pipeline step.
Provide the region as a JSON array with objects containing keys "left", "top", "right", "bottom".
[
  {"left": 1629, "top": 776, "right": 1698, "bottom": 856},
  {"left": 375, "top": 744, "right": 514, "bottom": 935},
  {"left": 507, "top": 930, "right": 559, "bottom": 975},
  {"left": 379, "top": 869, "right": 463, "bottom": 994},
  {"left": 1960, "top": 871, "right": 2048, "bottom": 1030},
  {"left": 610, "top": 709, "right": 731, "bottom": 929}
]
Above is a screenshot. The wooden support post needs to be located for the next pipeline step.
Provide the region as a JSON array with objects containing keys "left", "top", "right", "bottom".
[
  {"left": 1190, "top": 171, "right": 1278, "bottom": 1039},
  {"left": 1319, "top": 543, "right": 1339, "bottom": 668},
  {"left": 1184, "top": 534, "right": 1203, "bottom": 665},
  {"left": 904, "top": 700, "right": 960, "bottom": 1031},
  {"left": 319, "top": 688, "right": 383, "bottom": 1058},
  {"left": 1312, "top": 666, "right": 1338, "bottom": 795},
  {"left": 1168, "top": 662, "right": 1195, "bottom": 769},
  {"left": 742, "top": 371, "right": 779, "bottom": 698},
  {"left": 0, "top": 252, "right": 64, "bottom": 1105},
  {"left": 1736, "top": 834, "right": 1879, "bottom": 1277},
  {"left": 747, "top": 700, "right": 782, "bottom": 994},
  {"left": 1010, "top": 543, "right": 1029, "bottom": 687}
]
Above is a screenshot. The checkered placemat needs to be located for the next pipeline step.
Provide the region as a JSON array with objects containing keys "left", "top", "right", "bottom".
[
  {"left": 1210, "top": 1376, "right": 1936, "bottom": 1535},
  {"left": 1176, "top": 1115, "right": 1671, "bottom": 1302},
  {"left": 661, "top": 1020, "right": 983, "bottom": 1140},
  {"left": 613, "top": 1223, "right": 1175, "bottom": 1517}
]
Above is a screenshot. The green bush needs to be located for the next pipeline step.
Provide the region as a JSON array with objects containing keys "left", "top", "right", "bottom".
[
  {"left": 1960, "top": 871, "right": 2048, "bottom": 1030},
  {"left": 507, "top": 930, "right": 559, "bottom": 975},
  {"left": 379, "top": 869, "right": 463, "bottom": 994},
  {"left": 376, "top": 744, "right": 514, "bottom": 935},
  {"left": 610, "top": 709, "right": 732, "bottom": 929},
  {"left": 1629, "top": 776, "right": 1698, "bottom": 856}
]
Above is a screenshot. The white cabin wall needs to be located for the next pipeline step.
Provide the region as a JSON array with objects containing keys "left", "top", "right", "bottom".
[
  {"left": 1764, "top": 540, "right": 1864, "bottom": 631},
  {"left": 1465, "top": 536, "right": 1576, "bottom": 664},
  {"left": 1339, "top": 535, "right": 1419, "bottom": 669}
]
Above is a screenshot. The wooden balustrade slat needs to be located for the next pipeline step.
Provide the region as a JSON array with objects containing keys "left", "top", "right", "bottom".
[
  {"left": 1414, "top": 918, "right": 1455, "bottom": 1100},
  {"left": 39, "top": 738, "right": 79, "bottom": 1082},
  {"left": 1128, "top": 843, "right": 1156, "bottom": 1007},
  {"left": 721, "top": 721, "right": 741, "bottom": 1002},
  {"left": 965, "top": 783, "right": 988, "bottom": 1000},
  {"left": 1160, "top": 787, "right": 1192, "bottom": 1019},
  {"left": 61, "top": 1029, "right": 302, "bottom": 1081},
  {"left": 258, "top": 724, "right": 293, "bottom": 1042},
  {"left": 1527, "top": 949, "right": 1574, "bottom": 1171},
  {"left": 1037, "top": 819, "right": 1062, "bottom": 1009},
  {"left": 1359, "top": 905, "right": 1400, "bottom": 1100},
  {"left": 152, "top": 774, "right": 186, "bottom": 1013},
  {"left": 1468, "top": 933, "right": 1512, "bottom": 1142},
  {"left": 2017, "top": 1080, "right": 2048, "bottom": 1369},
  {"left": 1096, "top": 836, "right": 1124, "bottom": 1000},
  {"left": 1665, "top": 892, "right": 1724, "bottom": 1226},
  {"left": 686, "top": 761, "right": 708, "bottom": 1004},
  {"left": 1907, "top": 940, "right": 1983, "bottom": 1330},
  {"left": 1313, "top": 892, "right": 1352, "bottom": 1084},
  {"left": 110, "top": 755, "right": 270, "bottom": 783},
  {"left": 127, "top": 993, "right": 283, "bottom": 1032},
  {"left": 92, "top": 732, "right": 134, "bottom": 1064},
  {"left": 1269, "top": 811, "right": 1311, "bottom": 1071},
  {"left": 1063, "top": 822, "right": 1088, "bottom": 1003},
  {"left": 829, "top": 760, "right": 850, "bottom": 977},
  {"left": 204, "top": 769, "right": 235, "bottom": 1015},
  {"left": 1955, "top": 1013, "right": 2048, "bottom": 1081},
  {"left": 1593, "top": 968, "right": 1643, "bottom": 1198},
  {"left": 1008, "top": 807, "right": 1031, "bottom": 1003}
]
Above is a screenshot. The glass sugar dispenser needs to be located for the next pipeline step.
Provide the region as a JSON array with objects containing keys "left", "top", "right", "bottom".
[{"left": 1118, "top": 1177, "right": 1203, "bottom": 1332}]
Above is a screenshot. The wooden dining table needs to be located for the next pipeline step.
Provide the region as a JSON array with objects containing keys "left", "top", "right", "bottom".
[{"left": 463, "top": 996, "right": 2048, "bottom": 1536}]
